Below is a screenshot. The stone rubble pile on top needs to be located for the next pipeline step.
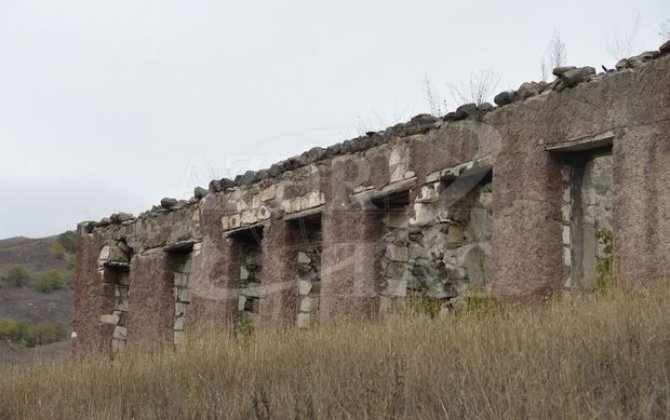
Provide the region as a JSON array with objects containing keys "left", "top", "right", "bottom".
[{"left": 92, "top": 40, "right": 670, "bottom": 228}]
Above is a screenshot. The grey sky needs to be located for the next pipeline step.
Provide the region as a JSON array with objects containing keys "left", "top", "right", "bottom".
[{"left": 0, "top": 0, "right": 667, "bottom": 238}]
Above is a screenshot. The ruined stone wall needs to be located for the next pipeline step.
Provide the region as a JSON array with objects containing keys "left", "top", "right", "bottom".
[
  {"left": 377, "top": 173, "right": 493, "bottom": 313},
  {"left": 73, "top": 45, "right": 670, "bottom": 353}
]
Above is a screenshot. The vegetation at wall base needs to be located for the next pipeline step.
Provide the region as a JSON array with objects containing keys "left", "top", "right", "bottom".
[
  {"left": 237, "top": 315, "right": 255, "bottom": 341},
  {"left": 596, "top": 228, "right": 614, "bottom": 292},
  {"left": 0, "top": 284, "right": 669, "bottom": 419}
]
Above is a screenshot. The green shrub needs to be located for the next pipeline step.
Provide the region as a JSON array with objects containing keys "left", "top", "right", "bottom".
[
  {"left": 408, "top": 295, "right": 443, "bottom": 318},
  {"left": 0, "top": 319, "right": 23, "bottom": 342},
  {"left": 237, "top": 315, "right": 255, "bottom": 340},
  {"left": 66, "top": 254, "right": 76, "bottom": 271},
  {"left": 50, "top": 242, "right": 66, "bottom": 259},
  {"left": 596, "top": 228, "right": 614, "bottom": 292},
  {"left": 459, "top": 292, "right": 501, "bottom": 316},
  {"left": 4, "top": 265, "right": 29, "bottom": 287},
  {"left": 57, "top": 231, "right": 77, "bottom": 254},
  {"left": 35, "top": 271, "right": 65, "bottom": 293},
  {"left": 0, "top": 319, "right": 66, "bottom": 347}
]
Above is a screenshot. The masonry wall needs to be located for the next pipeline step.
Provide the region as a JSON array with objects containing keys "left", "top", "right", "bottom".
[{"left": 73, "top": 50, "right": 670, "bottom": 353}]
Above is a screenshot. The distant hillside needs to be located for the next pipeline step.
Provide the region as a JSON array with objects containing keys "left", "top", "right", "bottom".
[
  {"left": 0, "top": 236, "right": 70, "bottom": 280},
  {"left": 0, "top": 234, "right": 74, "bottom": 364}
]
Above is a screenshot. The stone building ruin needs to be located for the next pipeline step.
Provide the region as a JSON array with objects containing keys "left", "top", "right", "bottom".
[{"left": 74, "top": 44, "right": 670, "bottom": 353}]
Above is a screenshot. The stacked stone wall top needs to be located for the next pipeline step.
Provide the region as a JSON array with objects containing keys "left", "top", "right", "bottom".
[{"left": 79, "top": 52, "right": 669, "bottom": 246}]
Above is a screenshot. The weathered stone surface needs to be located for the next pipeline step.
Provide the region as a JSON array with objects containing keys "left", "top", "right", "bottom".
[
  {"left": 386, "top": 244, "right": 409, "bottom": 262},
  {"left": 661, "top": 39, "right": 670, "bottom": 55},
  {"left": 443, "top": 111, "right": 457, "bottom": 121},
  {"left": 194, "top": 187, "right": 209, "bottom": 199},
  {"left": 110, "top": 212, "right": 133, "bottom": 224},
  {"left": 409, "top": 113, "right": 438, "bottom": 125},
  {"left": 210, "top": 178, "right": 236, "bottom": 192},
  {"left": 258, "top": 220, "right": 298, "bottom": 328},
  {"left": 493, "top": 91, "right": 513, "bottom": 106},
  {"left": 560, "top": 67, "right": 595, "bottom": 88},
  {"left": 100, "top": 314, "right": 119, "bottom": 325},
  {"left": 254, "top": 169, "right": 269, "bottom": 182},
  {"left": 298, "top": 280, "right": 312, "bottom": 296},
  {"left": 296, "top": 313, "right": 310, "bottom": 329},
  {"left": 612, "top": 122, "right": 670, "bottom": 290},
  {"left": 615, "top": 58, "right": 630, "bottom": 70},
  {"left": 478, "top": 102, "right": 494, "bottom": 112},
  {"left": 161, "top": 197, "right": 178, "bottom": 209},
  {"left": 125, "top": 253, "right": 174, "bottom": 349},
  {"left": 453, "top": 103, "right": 478, "bottom": 120},
  {"left": 298, "top": 252, "right": 311, "bottom": 265},
  {"left": 176, "top": 287, "right": 190, "bottom": 303},
  {"left": 552, "top": 66, "right": 577, "bottom": 77},
  {"left": 517, "top": 81, "right": 541, "bottom": 100},
  {"left": 616, "top": 51, "right": 660, "bottom": 70},
  {"left": 236, "top": 170, "right": 256, "bottom": 186}
]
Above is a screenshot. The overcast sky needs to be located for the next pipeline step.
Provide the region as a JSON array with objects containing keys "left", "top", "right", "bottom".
[{"left": 0, "top": 0, "right": 667, "bottom": 239}]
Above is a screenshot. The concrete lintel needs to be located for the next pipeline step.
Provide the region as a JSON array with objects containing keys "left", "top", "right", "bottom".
[
  {"left": 284, "top": 205, "right": 323, "bottom": 221},
  {"left": 460, "top": 164, "right": 493, "bottom": 180},
  {"left": 350, "top": 177, "right": 416, "bottom": 205},
  {"left": 223, "top": 222, "right": 266, "bottom": 238},
  {"left": 104, "top": 261, "right": 130, "bottom": 270},
  {"left": 163, "top": 240, "right": 200, "bottom": 253},
  {"left": 546, "top": 131, "right": 614, "bottom": 153},
  {"left": 425, "top": 157, "right": 493, "bottom": 184}
]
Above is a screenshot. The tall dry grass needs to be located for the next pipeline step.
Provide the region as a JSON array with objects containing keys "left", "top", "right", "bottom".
[{"left": 0, "top": 286, "right": 669, "bottom": 420}]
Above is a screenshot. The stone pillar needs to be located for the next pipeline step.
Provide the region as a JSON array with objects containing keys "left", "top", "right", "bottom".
[
  {"left": 187, "top": 235, "right": 241, "bottom": 333},
  {"left": 72, "top": 223, "right": 113, "bottom": 355},
  {"left": 613, "top": 123, "right": 670, "bottom": 286},
  {"left": 126, "top": 251, "right": 174, "bottom": 349},
  {"left": 491, "top": 140, "right": 564, "bottom": 301},
  {"left": 185, "top": 191, "right": 244, "bottom": 335},
  {"left": 320, "top": 204, "right": 382, "bottom": 323},
  {"left": 259, "top": 217, "right": 298, "bottom": 328}
]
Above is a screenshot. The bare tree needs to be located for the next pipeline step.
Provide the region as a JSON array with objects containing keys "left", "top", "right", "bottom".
[
  {"left": 548, "top": 30, "right": 567, "bottom": 69},
  {"left": 423, "top": 75, "right": 448, "bottom": 117},
  {"left": 540, "top": 30, "right": 567, "bottom": 80},
  {"left": 661, "top": 19, "right": 670, "bottom": 39},
  {"left": 540, "top": 60, "right": 549, "bottom": 82},
  {"left": 353, "top": 116, "right": 375, "bottom": 137},
  {"left": 448, "top": 68, "right": 500, "bottom": 106},
  {"left": 607, "top": 14, "right": 641, "bottom": 60}
]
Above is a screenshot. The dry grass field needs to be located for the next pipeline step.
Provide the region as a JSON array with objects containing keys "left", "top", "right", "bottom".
[{"left": 0, "top": 285, "right": 668, "bottom": 420}]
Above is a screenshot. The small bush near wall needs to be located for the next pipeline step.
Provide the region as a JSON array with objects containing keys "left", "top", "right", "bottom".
[
  {"left": 3, "top": 265, "right": 29, "bottom": 287},
  {"left": 50, "top": 242, "right": 66, "bottom": 259},
  {"left": 408, "top": 294, "right": 443, "bottom": 318},
  {"left": 35, "top": 271, "right": 65, "bottom": 293},
  {"left": 0, "top": 319, "right": 66, "bottom": 347},
  {"left": 448, "top": 286, "right": 501, "bottom": 317},
  {"left": 237, "top": 316, "right": 255, "bottom": 340},
  {"left": 56, "top": 231, "right": 77, "bottom": 254},
  {"left": 596, "top": 228, "right": 614, "bottom": 292}
]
